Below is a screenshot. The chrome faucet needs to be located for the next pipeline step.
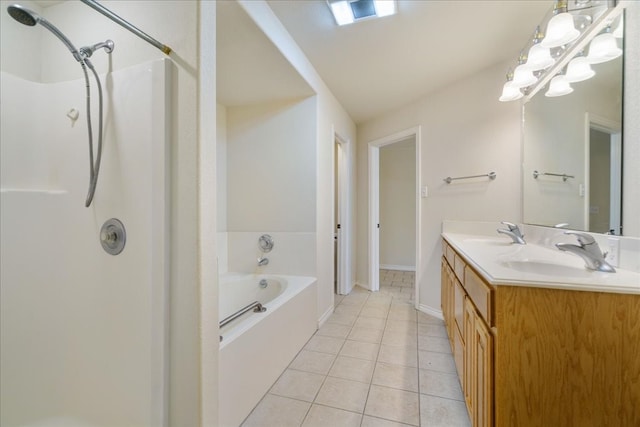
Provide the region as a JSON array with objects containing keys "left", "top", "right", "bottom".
[
  {"left": 556, "top": 231, "right": 615, "bottom": 273},
  {"left": 497, "top": 221, "right": 526, "bottom": 244},
  {"left": 257, "top": 256, "right": 269, "bottom": 267}
]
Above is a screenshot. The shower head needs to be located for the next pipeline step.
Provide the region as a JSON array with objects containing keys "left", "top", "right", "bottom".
[{"left": 7, "top": 4, "right": 82, "bottom": 62}]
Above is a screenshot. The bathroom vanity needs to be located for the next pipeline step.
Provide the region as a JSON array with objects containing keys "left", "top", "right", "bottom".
[{"left": 440, "top": 222, "right": 640, "bottom": 427}]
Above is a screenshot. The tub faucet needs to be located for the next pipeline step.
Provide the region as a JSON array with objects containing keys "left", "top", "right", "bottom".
[
  {"left": 556, "top": 231, "right": 615, "bottom": 273},
  {"left": 497, "top": 221, "right": 526, "bottom": 244},
  {"left": 257, "top": 256, "right": 269, "bottom": 267}
]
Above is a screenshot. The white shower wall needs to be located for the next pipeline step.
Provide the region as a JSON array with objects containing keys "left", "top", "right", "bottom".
[{"left": 0, "top": 60, "right": 170, "bottom": 426}]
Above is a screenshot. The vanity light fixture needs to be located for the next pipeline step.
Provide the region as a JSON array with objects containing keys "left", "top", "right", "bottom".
[
  {"left": 499, "top": 0, "right": 621, "bottom": 102},
  {"left": 586, "top": 28, "right": 622, "bottom": 63},
  {"left": 328, "top": 0, "right": 397, "bottom": 26},
  {"left": 545, "top": 74, "right": 573, "bottom": 97},
  {"left": 565, "top": 54, "right": 595, "bottom": 82},
  {"left": 499, "top": 70, "right": 524, "bottom": 102},
  {"left": 541, "top": 0, "right": 580, "bottom": 48},
  {"left": 523, "top": 27, "right": 555, "bottom": 71}
]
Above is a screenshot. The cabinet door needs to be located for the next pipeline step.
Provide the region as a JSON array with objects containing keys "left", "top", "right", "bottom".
[
  {"left": 473, "top": 314, "right": 493, "bottom": 427},
  {"left": 463, "top": 297, "right": 476, "bottom": 416}
]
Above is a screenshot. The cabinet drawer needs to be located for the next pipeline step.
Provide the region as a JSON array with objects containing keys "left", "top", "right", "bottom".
[
  {"left": 464, "top": 266, "right": 493, "bottom": 326},
  {"left": 444, "top": 241, "right": 455, "bottom": 266},
  {"left": 454, "top": 253, "right": 465, "bottom": 283}
]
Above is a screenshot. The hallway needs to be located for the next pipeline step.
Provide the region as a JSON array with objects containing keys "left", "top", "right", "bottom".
[{"left": 242, "top": 270, "right": 470, "bottom": 426}]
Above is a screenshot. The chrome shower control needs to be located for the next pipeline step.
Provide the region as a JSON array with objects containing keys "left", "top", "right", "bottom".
[{"left": 100, "top": 218, "right": 126, "bottom": 255}]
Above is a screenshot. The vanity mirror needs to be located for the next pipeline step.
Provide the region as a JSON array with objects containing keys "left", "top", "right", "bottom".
[{"left": 516, "top": 1, "right": 630, "bottom": 235}]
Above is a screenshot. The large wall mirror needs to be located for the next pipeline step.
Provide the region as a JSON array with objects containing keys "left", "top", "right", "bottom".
[{"left": 522, "top": 7, "right": 626, "bottom": 235}]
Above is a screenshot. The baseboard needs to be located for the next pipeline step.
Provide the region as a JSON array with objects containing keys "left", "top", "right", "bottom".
[
  {"left": 355, "top": 281, "right": 372, "bottom": 292},
  {"left": 380, "top": 264, "right": 416, "bottom": 272},
  {"left": 318, "top": 305, "right": 334, "bottom": 328},
  {"left": 418, "top": 303, "right": 444, "bottom": 320}
]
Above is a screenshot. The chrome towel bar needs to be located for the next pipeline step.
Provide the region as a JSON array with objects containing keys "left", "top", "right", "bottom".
[
  {"left": 444, "top": 171, "right": 496, "bottom": 184},
  {"left": 219, "top": 301, "right": 267, "bottom": 340},
  {"left": 533, "top": 170, "right": 575, "bottom": 181}
]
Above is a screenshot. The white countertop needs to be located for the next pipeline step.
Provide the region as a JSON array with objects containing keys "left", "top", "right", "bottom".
[{"left": 442, "top": 228, "right": 640, "bottom": 295}]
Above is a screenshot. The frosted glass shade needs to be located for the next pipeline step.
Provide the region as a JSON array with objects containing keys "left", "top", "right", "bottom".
[
  {"left": 545, "top": 75, "right": 573, "bottom": 97},
  {"left": 511, "top": 64, "right": 537, "bottom": 88},
  {"left": 541, "top": 13, "right": 580, "bottom": 48},
  {"left": 587, "top": 33, "right": 622, "bottom": 64},
  {"left": 499, "top": 82, "right": 523, "bottom": 102},
  {"left": 524, "top": 44, "right": 555, "bottom": 70},
  {"left": 565, "top": 57, "right": 595, "bottom": 83}
]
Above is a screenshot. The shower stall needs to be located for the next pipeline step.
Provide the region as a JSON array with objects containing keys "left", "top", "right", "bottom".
[{"left": 0, "top": 2, "right": 171, "bottom": 425}]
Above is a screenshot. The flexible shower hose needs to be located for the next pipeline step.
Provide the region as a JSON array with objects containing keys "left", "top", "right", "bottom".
[{"left": 80, "top": 59, "right": 104, "bottom": 207}]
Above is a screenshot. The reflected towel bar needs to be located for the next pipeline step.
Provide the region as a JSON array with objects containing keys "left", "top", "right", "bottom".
[
  {"left": 444, "top": 171, "right": 496, "bottom": 184},
  {"left": 533, "top": 170, "right": 575, "bottom": 181}
]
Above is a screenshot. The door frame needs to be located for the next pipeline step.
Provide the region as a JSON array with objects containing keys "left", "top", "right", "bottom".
[
  {"left": 368, "top": 126, "right": 421, "bottom": 305},
  {"left": 584, "top": 113, "right": 622, "bottom": 234},
  {"left": 334, "top": 129, "right": 352, "bottom": 295}
]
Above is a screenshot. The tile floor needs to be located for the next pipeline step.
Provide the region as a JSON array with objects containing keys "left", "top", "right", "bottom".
[{"left": 241, "top": 270, "right": 471, "bottom": 427}]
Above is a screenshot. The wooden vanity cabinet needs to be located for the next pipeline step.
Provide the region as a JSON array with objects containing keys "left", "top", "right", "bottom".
[
  {"left": 442, "top": 238, "right": 640, "bottom": 427},
  {"left": 441, "top": 240, "right": 494, "bottom": 427}
]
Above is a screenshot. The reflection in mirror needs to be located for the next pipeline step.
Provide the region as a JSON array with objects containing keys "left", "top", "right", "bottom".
[{"left": 523, "top": 10, "right": 624, "bottom": 235}]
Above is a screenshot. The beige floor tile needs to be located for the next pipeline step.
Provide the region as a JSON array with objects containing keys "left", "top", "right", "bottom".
[
  {"left": 340, "top": 340, "right": 380, "bottom": 361},
  {"left": 419, "top": 369, "right": 464, "bottom": 401},
  {"left": 377, "top": 344, "right": 418, "bottom": 368},
  {"left": 327, "top": 313, "right": 357, "bottom": 327},
  {"left": 360, "top": 305, "right": 390, "bottom": 319},
  {"left": 242, "top": 394, "right": 311, "bottom": 427},
  {"left": 419, "top": 394, "right": 471, "bottom": 427},
  {"left": 417, "top": 323, "right": 448, "bottom": 339},
  {"left": 314, "top": 376, "right": 370, "bottom": 413},
  {"left": 418, "top": 350, "right": 457, "bottom": 374},
  {"left": 317, "top": 322, "right": 352, "bottom": 339},
  {"left": 361, "top": 415, "right": 414, "bottom": 427},
  {"left": 334, "top": 304, "right": 362, "bottom": 316},
  {"left": 417, "top": 311, "right": 444, "bottom": 325},
  {"left": 329, "top": 355, "right": 375, "bottom": 383},
  {"left": 304, "top": 335, "right": 345, "bottom": 355},
  {"left": 372, "top": 362, "right": 419, "bottom": 392},
  {"left": 289, "top": 350, "right": 337, "bottom": 375},
  {"left": 384, "top": 319, "right": 418, "bottom": 334},
  {"left": 381, "top": 329, "right": 417, "bottom": 348},
  {"left": 387, "top": 309, "right": 417, "bottom": 322},
  {"left": 348, "top": 326, "right": 384, "bottom": 344},
  {"left": 270, "top": 369, "right": 326, "bottom": 402},
  {"left": 302, "top": 404, "right": 362, "bottom": 427},
  {"left": 364, "top": 385, "right": 419, "bottom": 426},
  {"left": 355, "top": 316, "right": 387, "bottom": 331},
  {"left": 418, "top": 335, "right": 452, "bottom": 353}
]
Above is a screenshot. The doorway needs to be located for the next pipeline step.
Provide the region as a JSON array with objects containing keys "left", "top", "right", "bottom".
[
  {"left": 368, "top": 127, "right": 421, "bottom": 306},
  {"left": 334, "top": 131, "right": 352, "bottom": 295},
  {"left": 586, "top": 114, "right": 622, "bottom": 235}
]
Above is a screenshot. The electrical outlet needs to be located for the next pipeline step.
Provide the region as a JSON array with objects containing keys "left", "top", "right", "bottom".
[{"left": 607, "top": 237, "right": 620, "bottom": 267}]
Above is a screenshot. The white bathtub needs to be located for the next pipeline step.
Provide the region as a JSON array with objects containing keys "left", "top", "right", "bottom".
[{"left": 218, "top": 273, "right": 317, "bottom": 427}]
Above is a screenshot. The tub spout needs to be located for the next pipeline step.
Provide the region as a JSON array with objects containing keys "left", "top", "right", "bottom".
[{"left": 258, "top": 256, "right": 269, "bottom": 266}]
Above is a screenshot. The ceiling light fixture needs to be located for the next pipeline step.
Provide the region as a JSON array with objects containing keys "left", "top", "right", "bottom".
[
  {"left": 511, "top": 52, "right": 538, "bottom": 89},
  {"left": 545, "top": 74, "right": 573, "bottom": 97},
  {"left": 328, "top": 0, "right": 397, "bottom": 26},
  {"left": 565, "top": 54, "right": 595, "bottom": 82},
  {"left": 523, "top": 27, "right": 555, "bottom": 71},
  {"left": 499, "top": 70, "right": 524, "bottom": 102},
  {"left": 586, "top": 28, "right": 622, "bottom": 63}
]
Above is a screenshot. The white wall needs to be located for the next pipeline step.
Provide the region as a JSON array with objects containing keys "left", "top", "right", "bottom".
[
  {"left": 357, "top": 61, "right": 522, "bottom": 313},
  {"left": 0, "top": 1, "right": 208, "bottom": 425},
  {"left": 380, "top": 139, "right": 416, "bottom": 270},
  {"left": 238, "top": 0, "right": 357, "bottom": 324}
]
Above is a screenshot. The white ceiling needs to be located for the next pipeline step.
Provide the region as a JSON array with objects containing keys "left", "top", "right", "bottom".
[{"left": 266, "top": 0, "right": 553, "bottom": 123}]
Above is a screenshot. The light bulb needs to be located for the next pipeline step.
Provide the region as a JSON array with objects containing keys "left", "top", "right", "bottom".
[
  {"left": 499, "top": 82, "right": 523, "bottom": 102},
  {"left": 565, "top": 56, "right": 595, "bottom": 82},
  {"left": 545, "top": 75, "right": 573, "bottom": 97},
  {"left": 541, "top": 12, "right": 580, "bottom": 48},
  {"left": 587, "top": 32, "right": 622, "bottom": 64}
]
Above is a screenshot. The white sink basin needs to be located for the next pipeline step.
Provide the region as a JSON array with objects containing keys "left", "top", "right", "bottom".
[{"left": 500, "top": 260, "right": 591, "bottom": 277}]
